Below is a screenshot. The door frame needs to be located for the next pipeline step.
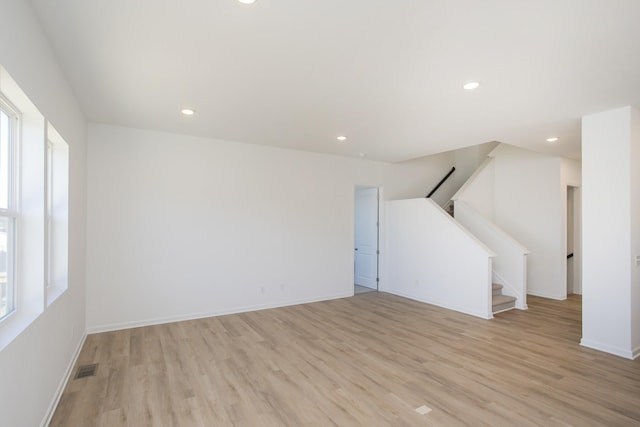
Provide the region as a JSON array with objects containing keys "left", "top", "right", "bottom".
[
  {"left": 354, "top": 185, "right": 383, "bottom": 292},
  {"left": 566, "top": 185, "right": 582, "bottom": 295}
]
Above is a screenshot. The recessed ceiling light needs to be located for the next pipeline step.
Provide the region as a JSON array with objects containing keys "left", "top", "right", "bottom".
[
  {"left": 238, "top": 0, "right": 256, "bottom": 4},
  {"left": 358, "top": 153, "right": 366, "bottom": 158},
  {"left": 463, "top": 81, "right": 480, "bottom": 90},
  {"left": 337, "top": 136, "right": 347, "bottom": 141},
  {"left": 181, "top": 108, "right": 195, "bottom": 116},
  {"left": 546, "top": 137, "right": 559, "bottom": 143}
]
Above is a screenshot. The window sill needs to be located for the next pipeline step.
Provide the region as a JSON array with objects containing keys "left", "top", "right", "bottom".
[
  {"left": 46, "top": 283, "right": 67, "bottom": 307},
  {"left": 0, "top": 306, "right": 41, "bottom": 352}
]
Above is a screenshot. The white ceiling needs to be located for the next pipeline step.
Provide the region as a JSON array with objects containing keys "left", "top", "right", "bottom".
[{"left": 30, "top": 0, "right": 640, "bottom": 162}]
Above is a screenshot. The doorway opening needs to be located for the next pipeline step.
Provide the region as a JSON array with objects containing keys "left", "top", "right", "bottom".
[
  {"left": 567, "top": 186, "right": 582, "bottom": 295},
  {"left": 354, "top": 186, "right": 380, "bottom": 294}
]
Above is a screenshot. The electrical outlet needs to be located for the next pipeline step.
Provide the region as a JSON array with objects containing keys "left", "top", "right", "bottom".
[
  {"left": 636, "top": 255, "right": 640, "bottom": 267},
  {"left": 260, "top": 286, "right": 265, "bottom": 293}
]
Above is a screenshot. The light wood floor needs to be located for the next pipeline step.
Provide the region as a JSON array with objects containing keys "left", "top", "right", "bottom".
[
  {"left": 354, "top": 284, "right": 376, "bottom": 294},
  {"left": 50, "top": 293, "right": 640, "bottom": 426}
]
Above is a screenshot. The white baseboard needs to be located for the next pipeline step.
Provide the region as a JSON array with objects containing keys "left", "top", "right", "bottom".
[
  {"left": 40, "top": 331, "right": 88, "bottom": 427},
  {"left": 580, "top": 338, "right": 636, "bottom": 360},
  {"left": 87, "top": 292, "right": 353, "bottom": 334},
  {"left": 527, "top": 290, "right": 566, "bottom": 300}
]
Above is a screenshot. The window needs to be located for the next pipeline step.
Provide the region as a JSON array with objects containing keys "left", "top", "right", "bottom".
[
  {"left": 0, "top": 64, "right": 69, "bottom": 348},
  {"left": 0, "top": 98, "right": 17, "bottom": 321},
  {"left": 0, "top": 64, "right": 47, "bottom": 351},
  {"left": 46, "top": 139, "right": 53, "bottom": 287}
]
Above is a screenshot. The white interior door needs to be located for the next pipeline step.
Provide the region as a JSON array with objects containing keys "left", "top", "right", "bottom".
[{"left": 354, "top": 187, "right": 378, "bottom": 289}]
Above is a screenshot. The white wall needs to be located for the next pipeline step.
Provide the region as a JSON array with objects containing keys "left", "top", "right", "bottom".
[
  {"left": 492, "top": 144, "right": 568, "bottom": 299},
  {"left": 581, "top": 106, "right": 639, "bottom": 359},
  {"left": 0, "top": 1, "right": 87, "bottom": 426},
  {"left": 383, "top": 150, "right": 453, "bottom": 201},
  {"left": 448, "top": 141, "right": 499, "bottom": 203},
  {"left": 454, "top": 144, "right": 580, "bottom": 300},
  {"left": 454, "top": 201, "right": 528, "bottom": 309},
  {"left": 452, "top": 157, "right": 495, "bottom": 220},
  {"left": 390, "top": 141, "right": 497, "bottom": 206},
  {"left": 562, "top": 158, "right": 582, "bottom": 186},
  {"left": 384, "top": 198, "right": 494, "bottom": 319},
  {"left": 631, "top": 108, "right": 640, "bottom": 356},
  {"left": 86, "top": 124, "right": 457, "bottom": 331}
]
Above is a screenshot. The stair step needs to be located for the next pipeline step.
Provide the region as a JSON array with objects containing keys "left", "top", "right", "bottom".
[
  {"left": 492, "top": 283, "right": 503, "bottom": 296},
  {"left": 493, "top": 294, "right": 516, "bottom": 313}
]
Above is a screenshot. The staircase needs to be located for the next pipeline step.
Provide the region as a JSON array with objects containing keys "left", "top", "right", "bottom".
[{"left": 492, "top": 283, "right": 516, "bottom": 314}]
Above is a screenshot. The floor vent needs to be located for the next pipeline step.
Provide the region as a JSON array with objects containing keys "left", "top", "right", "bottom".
[{"left": 75, "top": 363, "right": 98, "bottom": 379}]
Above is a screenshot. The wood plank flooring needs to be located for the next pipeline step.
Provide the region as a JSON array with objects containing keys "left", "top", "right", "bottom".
[{"left": 50, "top": 294, "right": 640, "bottom": 426}]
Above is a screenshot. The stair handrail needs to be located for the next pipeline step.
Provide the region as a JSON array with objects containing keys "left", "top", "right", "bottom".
[{"left": 426, "top": 166, "right": 456, "bottom": 198}]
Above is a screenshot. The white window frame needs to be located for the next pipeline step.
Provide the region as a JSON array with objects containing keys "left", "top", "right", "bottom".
[
  {"left": 0, "top": 64, "right": 46, "bottom": 352},
  {"left": 0, "top": 95, "right": 19, "bottom": 323},
  {"left": 0, "top": 63, "right": 67, "bottom": 349},
  {"left": 46, "top": 139, "right": 53, "bottom": 288}
]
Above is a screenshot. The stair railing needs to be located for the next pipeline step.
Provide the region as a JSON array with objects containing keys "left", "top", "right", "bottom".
[{"left": 426, "top": 166, "right": 455, "bottom": 198}]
